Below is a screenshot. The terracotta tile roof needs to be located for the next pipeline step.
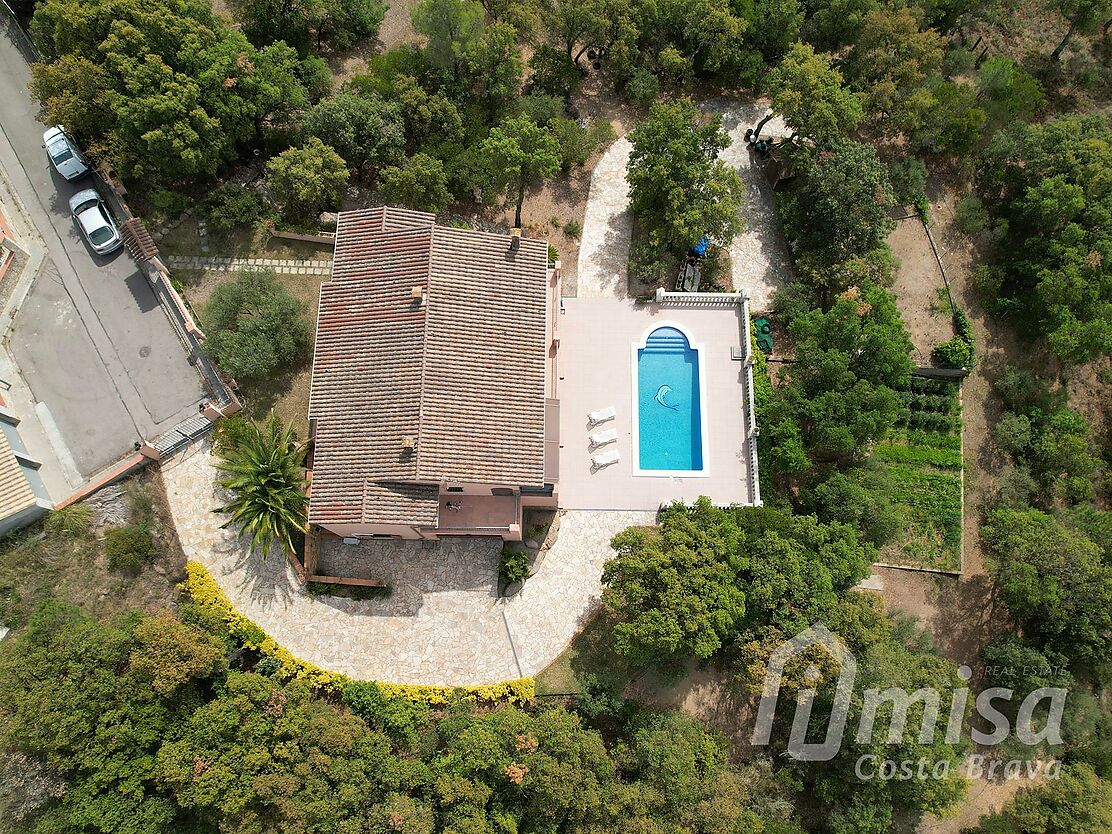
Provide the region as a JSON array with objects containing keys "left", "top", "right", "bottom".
[
  {"left": 308, "top": 206, "right": 549, "bottom": 528},
  {"left": 363, "top": 482, "right": 440, "bottom": 526}
]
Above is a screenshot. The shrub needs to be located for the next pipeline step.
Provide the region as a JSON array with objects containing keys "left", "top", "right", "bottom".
[
  {"left": 528, "top": 44, "right": 580, "bottom": 99},
  {"left": 932, "top": 309, "right": 975, "bottom": 368},
  {"left": 44, "top": 504, "right": 94, "bottom": 537},
  {"left": 202, "top": 270, "right": 312, "bottom": 381},
  {"left": 628, "top": 238, "right": 673, "bottom": 288},
  {"left": 992, "top": 412, "right": 1032, "bottom": 455},
  {"left": 933, "top": 337, "right": 973, "bottom": 368},
  {"left": 954, "top": 195, "right": 988, "bottom": 236},
  {"left": 265, "top": 138, "right": 348, "bottom": 222},
  {"left": 213, "top": 415, "right": 256, "bottom": 453},
  {"left": 625, "top": 68, "right": 660, "bottom": 108},
  {"left": 306, "top": 581, "right": 392, "bottom": 600},
  {"left": 255, "top": 655, "right": 282, "bottom": 676},
  {"left": 564, "top": 219, "right": 581, "bottom": 238},
  {"left": 105, "top": 524, "right": 155, "bottom": 573},
  {"left": 499, "top": 546, "right": 530, "bottom": 584},
  {"left": 205, "top": 184, "right": 266, "bottom": 235}
]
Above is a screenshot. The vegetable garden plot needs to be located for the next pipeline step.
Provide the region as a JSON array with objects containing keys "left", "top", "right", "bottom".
[{"left": 873, "top": 377, "right": 964, "bottom": 573}]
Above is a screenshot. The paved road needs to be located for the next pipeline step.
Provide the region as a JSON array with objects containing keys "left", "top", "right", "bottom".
[{"left": 0, "top": 28, "right": 206, "bottom": 476}]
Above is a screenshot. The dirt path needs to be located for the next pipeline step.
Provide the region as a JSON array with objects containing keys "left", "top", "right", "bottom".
[{"left": 872, "top": 183, "right": 1027, "bottom": 676}]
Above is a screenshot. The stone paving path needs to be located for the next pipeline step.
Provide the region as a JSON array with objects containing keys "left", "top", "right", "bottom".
[
  {"left": 161, "top": 439, "right": 654, "bottom": 685},
  {"left": 576, "top": 137, "right": 633, "bottom": 298},
  {"left": 574, "top": 100, "right": 792, "bottom": 310},
  {"left": 166, "top": 254, "right": 333, "bottom": 275}
]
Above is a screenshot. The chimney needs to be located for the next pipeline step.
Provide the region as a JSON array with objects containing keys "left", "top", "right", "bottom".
[
  {"left": 509, "top": 227, "right": 521, "bottom": 253},
  {"left": 410, "top": 286, "right": 426, "bottom": 307},
  {"left": 402, "top": 435, "right": 416, "bottom": 450}
]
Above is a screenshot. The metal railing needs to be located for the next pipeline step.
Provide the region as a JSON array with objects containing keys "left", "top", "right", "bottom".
[{"left": 655, "top": 288, "right": 764, "bottom": 507}]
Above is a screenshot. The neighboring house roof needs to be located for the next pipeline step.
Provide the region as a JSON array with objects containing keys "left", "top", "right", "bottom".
[
  {"left": 308, "top": 206, "right": 549, "bottom": 527},
  {"left": 0, "top": 432, "right": 38, "bottom": 521}
]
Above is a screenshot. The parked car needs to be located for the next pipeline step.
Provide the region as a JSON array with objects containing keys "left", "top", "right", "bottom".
[
  {"left": 42, "top": 126, "right": 89, "bottom": 181},
  {"left": 68, "top": 189, "right": 122, "bottom": 255}
]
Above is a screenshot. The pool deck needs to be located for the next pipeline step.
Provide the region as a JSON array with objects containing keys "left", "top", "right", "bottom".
[{"left": 556, "top": 297, "right": 756, "bottom": 511}]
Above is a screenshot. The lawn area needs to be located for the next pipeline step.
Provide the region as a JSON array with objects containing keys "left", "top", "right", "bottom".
[
  {"left": 535, "top": 610, "right": 642, "bottom": 696},
  {"left": 873, "top": 377, "right": 965, "bottom": 573}
]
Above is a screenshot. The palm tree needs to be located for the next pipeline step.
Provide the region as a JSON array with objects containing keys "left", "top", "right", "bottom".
[{"left": 214, "top": 414, "right": 309, "bottom": 559}]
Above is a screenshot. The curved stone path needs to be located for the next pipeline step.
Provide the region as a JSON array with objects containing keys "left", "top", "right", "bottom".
[
  {"left": 161, "top": 440, "right": 653, "bottom": 685},
  {"left": 575, "top": 100, "right": 792, "bottom": 311}
]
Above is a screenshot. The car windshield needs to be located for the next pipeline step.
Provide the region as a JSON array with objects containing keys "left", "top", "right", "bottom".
[
  {"left": 88, "top": 225, "right": 114, "bottom": 245},
  {"left": 48, "top": 139, "right": 73, "bottom": 163}
]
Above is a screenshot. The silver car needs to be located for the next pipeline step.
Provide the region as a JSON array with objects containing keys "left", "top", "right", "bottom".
[
  {"left": 68, "top": 189, "right": 122, "bottom": 255},
  {"left": 42, "top": 126, "right": 89, "bottom": 180}
]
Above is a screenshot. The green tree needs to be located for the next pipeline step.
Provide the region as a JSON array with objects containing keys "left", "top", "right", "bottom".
[
  {"left": 788, "top": 140, "right": 896, "bottom": 262},
  {"left": 763, "top": 281, "right": 912, "bottom": 469},
  {"left": 214, "top": 414, "right": 309, "bottom": 559},
  {"left": 976, "top": 57, "right": 1045, "bottom": 129},
  {"left": 265, "top": 137, "right": 349, "bottom": 221},
  {"left": 982, "top": 508, "right": 1112, "bottom": 667},
  {"left": 30, "top": 0, "right": 309, "bottom": 183},
  {"left": 626, "top": 98, "right": 745, "bottom": 252},
  {"left": 479, "top": 114, "right": 561, "bottom": 227},
  {"left": 302, "top": 93, "right": 405, "bottom": 178},
  {"left": 602, "top": 500, "right": 873, "bottom": 669},
  {"left": 391, "top": 74, "right": 464, "bottom": 148},
  {"left": 202, "top": 269, "right": 312, "bottom": 381},
  {"left": 841, "top": 7, "right": 945, "bottom": 138},
  {"left": 1050, "top": 0, "right": 1112, "bottom": 60},
  {"left": 379, "top": 153, "right": 452, "bottom": 212},
  {"left": 764, "top": 42, "right": 862, "bottom": 145},
  {"left": 964, "top": 765, "right": 1112, "bottom": 833},
  {"left": 978, "top": 116, "right": 1112, "bottom": 362},
  {"left": 751, "top": 0, "right": 804, "bottom": 61},
  {"left": 411, "top": 0, "right": 485, "bottom": 83},
  {"left": 27, "top": 56, "right": 114, "bottom": 148}
]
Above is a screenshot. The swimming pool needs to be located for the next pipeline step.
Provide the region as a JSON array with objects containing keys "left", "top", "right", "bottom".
[{"left": 633, "top": 324, "right": 707, "bottom": 474}]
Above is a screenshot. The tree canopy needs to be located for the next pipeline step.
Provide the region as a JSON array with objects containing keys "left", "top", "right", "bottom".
[
  {"left": 201, "top": 269, "right": 312, "bottom": 381},
  {"left": 977, "top": 115, "right": 1112, "bottom": 362},
  {"left": 626, "top": 97, "right": 745, "bottom": 253},
  {"left": 602, "top": 500, "right": 874, "bottom": 669}
]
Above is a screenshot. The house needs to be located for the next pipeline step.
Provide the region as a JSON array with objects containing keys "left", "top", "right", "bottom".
[
  {"left": 0, "top": 402, "right": 53, "bottom": 537},
  {"left": 307, "top": 207, "right": 560, "bottom": 543}
]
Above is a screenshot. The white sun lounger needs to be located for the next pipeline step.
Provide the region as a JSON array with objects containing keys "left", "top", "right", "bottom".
[
  {"left": 588, "top": 406, "right": 616, "bottom": 424},
  {"left": 592, "top": 449, "right": 620, "bottom": 468},
  {"left": 589, "top": 428, "right": 618, "bottom": 447}
]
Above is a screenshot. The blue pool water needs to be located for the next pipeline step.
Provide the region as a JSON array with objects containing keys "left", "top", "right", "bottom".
[{"left": 637, "top": 326, "right": 704, "bottom": 471}]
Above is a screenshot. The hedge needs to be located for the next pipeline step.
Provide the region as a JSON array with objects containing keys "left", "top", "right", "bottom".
[{"left": 182, "top": 561, "right": 535, "bottom": 704}]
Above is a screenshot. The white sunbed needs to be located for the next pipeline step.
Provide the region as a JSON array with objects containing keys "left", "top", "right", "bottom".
[
  {"left": 589, "top": 428, "right": 618, "bottom": 447},
  {"left": 592, "top": 449, "right": 620, "bottom": 468},
  {"left": 588, "top": 406, "right": 616, "bottom": 424}
]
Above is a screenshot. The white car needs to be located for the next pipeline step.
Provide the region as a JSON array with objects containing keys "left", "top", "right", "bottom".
[
  {"left": 68, "top": 189, "right": 122, "bottom": 255},
  {"left": 42, "top": 126, "right": 89, "bottom": 181}
]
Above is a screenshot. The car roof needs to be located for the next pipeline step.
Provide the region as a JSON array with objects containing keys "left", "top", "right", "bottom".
[{"left": 75, "top": 204, "right": 111, "bottom": 236}]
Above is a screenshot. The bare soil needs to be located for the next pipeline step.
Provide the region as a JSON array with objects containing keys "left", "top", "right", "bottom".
[{"left": 887, "top": 216, "right": 956, "bottom": 365}]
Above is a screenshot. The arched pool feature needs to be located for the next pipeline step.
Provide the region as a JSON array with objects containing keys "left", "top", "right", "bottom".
[{"left": 633, "top": 324, "right": 707, "bottom": 474}]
